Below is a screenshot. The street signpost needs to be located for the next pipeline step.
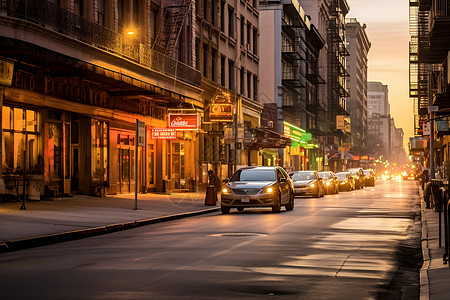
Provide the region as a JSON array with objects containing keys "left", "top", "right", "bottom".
[{"left": 135, "top": 119, "right": 145, "bottom": 210}]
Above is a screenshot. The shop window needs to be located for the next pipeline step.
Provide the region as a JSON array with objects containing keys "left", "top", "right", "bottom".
[
  {"left": 92, "top": 120, "right": 108, "bottom": 183},
  {"left": 2, "top": 106, "right": 41, "bottom": 174},
  {"left": 48, "top": 124, "right": 61, "bottom": 179}
]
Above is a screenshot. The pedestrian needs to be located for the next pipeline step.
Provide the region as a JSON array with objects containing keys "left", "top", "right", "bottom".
[
  {"left": 205, "top": 170, "right": 220, "bottom": 205},
  {"left": 420, "top": 168, "right": 430, "bottom": 191},
  {"left": 208, "top": 170, "right": 221, "bottom": 194}
]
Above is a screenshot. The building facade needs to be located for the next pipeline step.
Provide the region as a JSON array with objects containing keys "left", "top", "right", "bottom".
[
  {"left": 409, "top": 0, "right": 450, "bottom": 178},
  {"left": 367, "top": 82, "right": 390, "bottom": 161},
  {"left": 303, "top": 0, "right": 350, "bottom": 172},
  {"left": 194, "top": 0, "right": 266, "bottom": 182},
  {"left": 345, "top": 18, "right": 370, "bottom": 156},
  {"left": 259, "top": 0, "right": 321, "bottom": 172},
  {"left": 0, "top": 0, "right": 204, "bottom": 198}
]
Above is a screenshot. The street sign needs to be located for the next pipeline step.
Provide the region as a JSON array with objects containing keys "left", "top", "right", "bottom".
[{"left": 137, "top": 120, "right": 145, "bottom": 146}]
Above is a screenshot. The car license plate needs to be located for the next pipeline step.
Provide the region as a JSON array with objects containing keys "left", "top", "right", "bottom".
[
  {"left": 295, "top": 188, "right": 305, "bottom": 193},
  {"left": 241, "top": 196, "right": 250, "bottom": 203}
]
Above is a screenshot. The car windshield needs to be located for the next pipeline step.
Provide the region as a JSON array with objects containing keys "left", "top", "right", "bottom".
[
  {"left": 335, "top": 173, "right": 347, "bottom": 180},
  {"left": 363, "top": 170, "right": 372, "bottom": 175},
  {"left": 292, "top": 172, "right": 315, "bottom": 181},
  {"left": 319, "top": 173, "right": 332, "bottom": 179},
  {"left": 349, "top": 171, "right": 358, "bottom": 176},
  {"left": 230, "top": 169, "right": 276, "bottom": 181}
]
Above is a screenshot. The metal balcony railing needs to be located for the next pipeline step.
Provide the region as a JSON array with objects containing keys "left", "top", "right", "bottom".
[{"left": 0, "top": 0, "right": 201, "bottom": 87}]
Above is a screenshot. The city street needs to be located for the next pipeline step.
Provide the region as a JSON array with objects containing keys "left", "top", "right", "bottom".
[{"left": 0, "top": 180, "right": 421, "bottom": 299}]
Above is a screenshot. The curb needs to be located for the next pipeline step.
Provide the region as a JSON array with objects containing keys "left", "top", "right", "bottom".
[
  {"left": 0, "top": 207, "right": 220, "bottom": 254},
  {"left": 419, "top": 183, "right": 430, "bottom": 300}
]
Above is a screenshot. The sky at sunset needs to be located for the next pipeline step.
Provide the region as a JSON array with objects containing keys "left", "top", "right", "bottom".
[{"left": 346, "top": 0, "right": 412, "bottom": 151}]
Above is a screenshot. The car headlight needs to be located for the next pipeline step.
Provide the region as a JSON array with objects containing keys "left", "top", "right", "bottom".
[
  {"left": 222, "top": 187, "right": 231, "bottom": 194},
  {"left": 262, "top": 186, "right": 275, "bottom": 193},
  {"left": 308, "top": 183, "right": 315, "bottom": 188},
  {"left": 326, "top": 182, "right": 330, "bottom": 186}
]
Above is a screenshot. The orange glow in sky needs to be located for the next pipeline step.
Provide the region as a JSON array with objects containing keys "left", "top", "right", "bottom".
[{"left": 347, "top": 1, "right": 412, "bottom": 150}]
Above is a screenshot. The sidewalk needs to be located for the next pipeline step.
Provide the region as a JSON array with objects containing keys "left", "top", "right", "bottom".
[
  {"left": 0, "top": 191, "right": 219, "bottom": 253},
  {"left": 420, "top": 185, "right": 450, "bottom": 300}
]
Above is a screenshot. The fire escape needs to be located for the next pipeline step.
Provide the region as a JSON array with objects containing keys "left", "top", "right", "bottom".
[
  {"left": 305, "top": 26, "right": 326, "bottom": 137},
  {"left": 281, "top": 8, "right": 308, "bottom": 127},
  {"left": 410, "top": 0, "right": 430, "bottom": 135},
  {"left": 153, "top": 0, "right": 192, "bottom": 58},
  {"left": 328, "top": 0, "right": 350, "bottom": 137}
]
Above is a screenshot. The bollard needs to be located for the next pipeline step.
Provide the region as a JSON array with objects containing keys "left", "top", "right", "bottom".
[{"left": 204, "top": 185, "right": 217, "bottom": 206}]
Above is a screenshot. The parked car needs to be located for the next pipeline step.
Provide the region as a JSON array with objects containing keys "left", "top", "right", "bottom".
[
  {"left": 318, "top": 171, "right": 339, "bottom": 194},
  {"left": 347, "top": 168, "right": 365, "bottom": 189},
  {"left": 335, "top": 172, "right": 355, "bottom": 191},
  {"left": 220, "top": 166, "right": 294, "bottom": 214},
  {"left": 290, "top": 170, "right": 324, "bottom": 198},
  {"left": 363, "top": 169, "right": 376, "bottom": 186}
]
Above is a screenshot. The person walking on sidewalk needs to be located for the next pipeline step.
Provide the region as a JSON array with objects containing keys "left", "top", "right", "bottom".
[{"left": 208, "top": 170, "right": 221, "bottom": 195}]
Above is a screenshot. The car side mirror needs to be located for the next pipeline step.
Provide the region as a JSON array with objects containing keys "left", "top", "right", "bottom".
[{"left": 280, "top": 177, "right": 287, "bottom": 182}]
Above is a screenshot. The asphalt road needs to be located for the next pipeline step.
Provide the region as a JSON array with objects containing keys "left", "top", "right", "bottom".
[{"left": 0, "top": 179, "right": 421, "bottom": 299}]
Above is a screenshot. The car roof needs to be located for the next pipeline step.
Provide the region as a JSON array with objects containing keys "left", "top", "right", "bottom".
[
  {"left": 237, "top": 166, "right": 278, "bottom": 170},
  {"left": 293, "top": 170, "right": 316, "bottom": 173}
]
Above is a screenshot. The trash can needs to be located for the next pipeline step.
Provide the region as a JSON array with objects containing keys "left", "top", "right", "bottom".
[{"left": 205, "top": 185, "right": 217, "bottom": 206}]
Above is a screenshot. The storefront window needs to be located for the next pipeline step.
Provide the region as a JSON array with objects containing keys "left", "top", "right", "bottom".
[
  {"left": 48, "top": 123, "right": 61, "bottom": 179},
  {"left": 2, "top": 106, "right": 40, "bottom": 174},
  {"left": 92, "top": 120, "right": 109, "bottom": 183}
]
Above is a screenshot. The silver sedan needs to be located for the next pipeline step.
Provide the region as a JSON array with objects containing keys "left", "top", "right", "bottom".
[{"left": 220, "top": 166, "right": 294, "bottom": 213}]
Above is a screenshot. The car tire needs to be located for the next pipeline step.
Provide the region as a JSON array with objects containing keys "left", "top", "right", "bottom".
[
  {"left": 314, "top": 189, "right": 320, "bottom": 198},
  {"left": 285, "top": 191, "right": 294, "bottom": 211},
  {"left": 221, "top": 206, "right": 230, "bottom": 214},
  {"left": 272, "top": 196, "right": 281, "bottom": 213},
  {"left": 237, "top": 207, "right": 244, "bottom": 212}
]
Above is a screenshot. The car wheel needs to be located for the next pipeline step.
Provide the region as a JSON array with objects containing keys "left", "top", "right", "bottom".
[
  {"left": 314, "top": 188, "right": 320, "bottom": 198},
  {"left": 285, "top": 191, "right": 294, "bottom": 211},
  {"left": 237, "top": 207, "right": 244, "bottom": 212},
  {"left": 272, "top": 196, "right": 281, "bottom": 213},
  {"left": 221, "top": 206, "right": 230, "bottom": 214}
]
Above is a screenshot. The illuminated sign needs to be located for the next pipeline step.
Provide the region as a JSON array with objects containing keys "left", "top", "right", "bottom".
[
  {"left": 168, "top": 113, "right": 199, "bottom": 130},
  {"left": 151, "top": 128, "right": 176, "bottom": 139},
  {"left": 209, "top": 103, "right": 234, "bottom": 122},
  {"left": 209, "top": 90, "right": 234, "bottom": 122},
  {"left": 283, "top": 122, "right": 312, "bottom": 148}
]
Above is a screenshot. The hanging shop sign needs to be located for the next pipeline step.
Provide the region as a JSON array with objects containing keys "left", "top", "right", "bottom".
[
  {"left": 209, "top": 90, "right": 234, "bottom": 122},
  {"left": 0, "top": 59, "right": 14, "bottom": 86},
  {"left": 168, "top": 113, "right": 200, "bottom": 130},
  {"left": 151, "top": 128, "right": 176, "bottom": 139}
]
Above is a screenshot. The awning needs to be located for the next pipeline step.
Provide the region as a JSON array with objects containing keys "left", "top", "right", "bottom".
[{"left": 244, "top": 128, "right": 291, "bottom": 150}]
